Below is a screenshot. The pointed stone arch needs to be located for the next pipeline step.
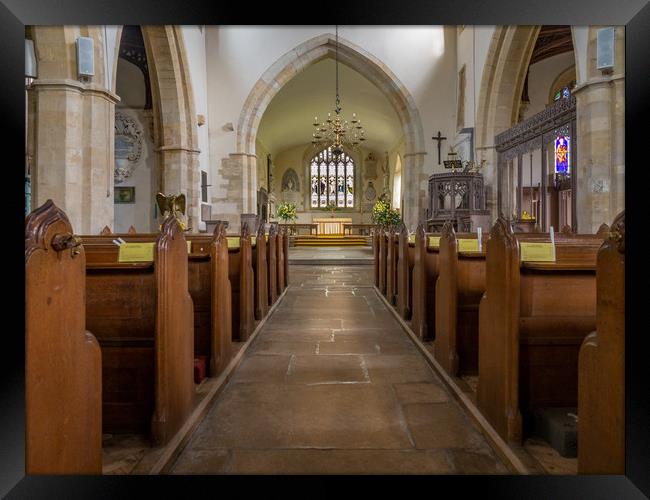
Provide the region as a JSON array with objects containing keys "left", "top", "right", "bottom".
[
  {"left": 111, "top": 25, "right": 201, "bottom": 230},
  {"left": 235, "top": 33, "right": 426, "bottom": 228}
]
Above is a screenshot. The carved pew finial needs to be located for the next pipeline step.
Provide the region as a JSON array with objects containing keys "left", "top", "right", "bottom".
[{"left": 100, "top": 225, "right": 112, "bottom": 235}]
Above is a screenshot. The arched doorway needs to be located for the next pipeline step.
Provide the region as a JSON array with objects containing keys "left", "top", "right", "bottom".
[
  {"left": 113, "top": 26, "right": 158, "bottom": 232},
  {"left": 236, "top": 33, "right": 425, "bottom": 229},
  {"left": 111, "top": 25, "right": 200, "bottom": 231}
]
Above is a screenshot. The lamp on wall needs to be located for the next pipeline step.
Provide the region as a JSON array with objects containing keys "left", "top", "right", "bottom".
[{"left": 310, "top": 25, "right": 366, "bottom": 160}]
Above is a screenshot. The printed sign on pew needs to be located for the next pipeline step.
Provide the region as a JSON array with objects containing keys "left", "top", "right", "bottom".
[
  {"left": 519, "top": 226, "right": 556, "bottom": 262},
  {"left": 117, "top": 240, "right": 192, "bottom": 262}
]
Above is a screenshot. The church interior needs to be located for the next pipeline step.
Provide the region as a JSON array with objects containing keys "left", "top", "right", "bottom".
[{"left": 24, "top": 25, "right": 626, "bottom": 475}]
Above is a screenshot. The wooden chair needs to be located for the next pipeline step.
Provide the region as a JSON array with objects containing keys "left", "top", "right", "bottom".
[
  {"left": 25, "top": 200, "right": 102, "bottom": 474},
  {"left": 578, "top": 211, "right": 624, "bottom": 473}
]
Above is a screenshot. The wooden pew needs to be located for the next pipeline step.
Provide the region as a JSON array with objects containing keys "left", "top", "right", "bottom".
[
  {"left": 83, "top": 216, "right": 194, "bottom": 446},
  {"left": 252, "top": 223, "right": 269, "bottom": 320},
  {"left": 277, "top": 226, "right": 286, "bottom": 294},
  {"left": 25, "top": 200, "right": 102, "bottom": 474},
  {"left": 397, "top": 226, "right": 415, "bottom": 320},
  {"left": 378, "top": 229, "right": 387, "bottom": 295},
  {"left": 228, "top": 224, "right": 255, "bottom": 341},
  {"left": 385, "top": 228, "right": 399, "bottom": 305},
  {"left": 267, "top": 224, "right": 278, "bottom": 306},
  {"left": 578, "top": 211, "right": 625, "bottom": 474},
  {"left": 82, "top": 225, "right": 233, "bottom": 378},
  {"left": 477, "top": 217, "right": 603, "bottom": 443},
  {"left": 185, "top": 225, "right": 232, "bottom": 376},
  {"left": 410, "top": 226, "right": 441, "bottom": 341},
  {"left": 435, "top": 223, "right": 486, "bottom": 377},
  {"left": 283, "top": 224, "right": 290, "bottom": 288},
  {"left": 373, "top": 229, "right": 380, "bottom": 287}
]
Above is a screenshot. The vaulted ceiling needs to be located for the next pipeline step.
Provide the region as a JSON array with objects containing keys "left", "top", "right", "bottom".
[{"left": 257, "top": 58, "right": 403, "bottom": 156}]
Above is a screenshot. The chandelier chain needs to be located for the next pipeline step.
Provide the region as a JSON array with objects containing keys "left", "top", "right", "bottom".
[{"left": 310, "top": 24, "right": 366, "bottom": 157}]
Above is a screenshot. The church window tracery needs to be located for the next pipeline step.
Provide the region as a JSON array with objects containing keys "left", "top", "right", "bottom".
[{"left": 310, "top": 147, "right": 355, "bottom": 208}]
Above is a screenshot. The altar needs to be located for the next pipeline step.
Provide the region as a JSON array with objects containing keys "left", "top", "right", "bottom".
[{"left": 313, "top": 217, "right": 353, "bottom": 235}]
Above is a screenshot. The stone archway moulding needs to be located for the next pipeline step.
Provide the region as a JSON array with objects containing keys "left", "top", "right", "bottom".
[{"left": 235, "top": 33, "right": 427, "bottom": 228}]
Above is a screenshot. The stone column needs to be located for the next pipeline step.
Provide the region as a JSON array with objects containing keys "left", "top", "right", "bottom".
[
  {"left": 29, "top": 79, "right": 119, "bottom": 234},
  {"left": 573, "top": 27, "right": 625, "bottom": 233},
  {"left": 212, "top": 152, "right": 258, "bottom": 233},
  {"left": 401, "top": 151, "right": 426, "bottom": 230}
]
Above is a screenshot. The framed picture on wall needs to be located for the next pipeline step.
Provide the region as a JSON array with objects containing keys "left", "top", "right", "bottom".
[{"left": 114, "top": 186, "right": 135, "bottom": 204}]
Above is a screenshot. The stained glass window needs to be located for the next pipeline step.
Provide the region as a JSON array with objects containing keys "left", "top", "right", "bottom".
[
  {"left": 554, "top": 86, "right": 571, "bottom": 102},
  {"left": 310, "top": 147, "right": 355, "bottom": 208},
  {"left": 554, "top": 136, "right": 571, "bottom": 175}
]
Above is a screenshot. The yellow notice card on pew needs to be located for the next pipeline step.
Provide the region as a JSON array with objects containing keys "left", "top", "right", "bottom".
[
  {"left": 408, "top": 234, "right": 415, "bottom": 244},
  {"left": 227, "top": 236, "right": 240, "bottom": 249},
  {"left": 428, "top": 236, "right": 441, "bottom": 247},
  {"left": 265, "top": 234, "right": 269, "bottom": 242},
  {"left": 520, "top": 242, "right": 556, "bottom": 262},
  {"left": 187, "top": 241, "right": 192, "bottom": 253},
  {"left": 251, "top": 236, "right": 257, "bottom": 246},
  {"left": 457, "top": 238, "right": 480, "bottom": 252},
  {"left": 118, "top": 242, "right": 155, "bottom": 263}
]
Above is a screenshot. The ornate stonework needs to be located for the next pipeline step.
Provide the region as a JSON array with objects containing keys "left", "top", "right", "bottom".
[{"left": 114, "top": 111, "right": 144, "bottom": 184}]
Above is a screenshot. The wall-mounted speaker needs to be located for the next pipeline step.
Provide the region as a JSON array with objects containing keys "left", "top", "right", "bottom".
[
  {"left": 596, "top": 27, "right": 615, "bottom": 71},
  {"left": 25, "top": 39, "right": 37, "bottom": 78},
  {"left": 76, "top": 36, "right": 95, "bottom": 78}
]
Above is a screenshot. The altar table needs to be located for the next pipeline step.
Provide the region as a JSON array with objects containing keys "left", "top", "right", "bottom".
[{"left": 313, "top": 217, "right": 353, "bottom": 235}]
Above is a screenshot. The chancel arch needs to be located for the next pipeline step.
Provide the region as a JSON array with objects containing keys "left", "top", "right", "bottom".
[{"left": 236, "top": 33, "right": 425, "bottom": 229}]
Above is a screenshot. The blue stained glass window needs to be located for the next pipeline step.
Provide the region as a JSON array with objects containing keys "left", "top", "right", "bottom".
[{"left": 554, "top": 136, "right": 571, "bottom": 174}]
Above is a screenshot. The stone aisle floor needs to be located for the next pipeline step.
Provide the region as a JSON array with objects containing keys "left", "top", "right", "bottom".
[{"left": 170, "top": 265, "right": 508, "bottom": 474}]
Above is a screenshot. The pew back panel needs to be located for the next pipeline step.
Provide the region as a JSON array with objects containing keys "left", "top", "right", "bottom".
[
  {"left": 578, "top": 211, "right": 625, "bottom": 474},
  {"left": 267, "top": 226, "right": 278, "bottom": 306},
  {"left": 25, "top": 200, "right": 102, "bottom": 474},
  {"left": 435, "top": 224, "right": 486, "bottom": 376},
  {"left": 478, "top": 219, "right": 602, "bottom": 443}
]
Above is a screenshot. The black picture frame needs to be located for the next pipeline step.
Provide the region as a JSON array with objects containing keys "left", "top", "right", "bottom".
[
  {"left": 4, "top": 1, "right": 649, "bottom": 498},
  {"left": 114, "top": 186, "right": 135, "bottom": 204}
]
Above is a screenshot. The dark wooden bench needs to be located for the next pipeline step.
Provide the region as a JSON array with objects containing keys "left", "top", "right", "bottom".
[
  {"left": 397, "top": 226, "right": 415, "bottom": 320},
  {"left": 410, "top": 226, "right": 441, "bottom": 341},
  {"left": 83, "top": 216, "right": 194, "bottom": 446},
  {"left": 385, "top": 229, "right": 399, "bottom": 305},
  {"left": 25, "top": 200, "right": 102, "bottom": 474},
  {"left": 435, "top": 223, "right": 486, "bottom": 377},
  {"left": 227, "top": 224, "right": 255, "bottom": 342},
  {"left": 477, "top": 217, "right": 603, "bottom": 443},
  {"left": 267, "top": 224, "right": 279, "bottom": 306},
  {"left": 184, "top": 225, "right": 232, "bottom": 376},
  {"left": 252, "top": 223, "right": 269, "bottom": 320},
  {"left": 83, "top": 225, "right": 234, "bottom": 378},
  {"left": 377, "top": 229, "right": 387, "bottom": 294},
  {"left": 578, "top": 211, "right": 624, "bottom": 473}
]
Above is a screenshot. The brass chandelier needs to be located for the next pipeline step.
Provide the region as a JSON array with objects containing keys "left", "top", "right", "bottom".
[{"left": 311, "top": 25, "right": 366, "bottom": 158}]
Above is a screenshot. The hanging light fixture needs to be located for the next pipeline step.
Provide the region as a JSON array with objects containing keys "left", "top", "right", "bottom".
[{"left": 311, "top": 25, "right": 366, "bottom": 159}]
